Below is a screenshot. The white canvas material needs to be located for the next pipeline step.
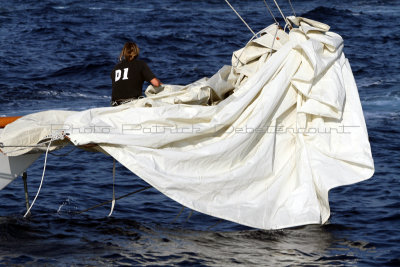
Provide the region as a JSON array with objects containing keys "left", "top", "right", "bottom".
[{"left": 0, "top": 18, "right": 374, "bottom": 229}]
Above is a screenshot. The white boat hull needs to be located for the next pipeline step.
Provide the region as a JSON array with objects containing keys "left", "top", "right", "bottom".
[{"left": 0, "top": 153, "right": 41, "bottom": 190}]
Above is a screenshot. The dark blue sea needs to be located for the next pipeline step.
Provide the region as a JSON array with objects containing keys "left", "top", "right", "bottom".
[{"left": 0, "top": 0, "right": 399, "bottom": 266}]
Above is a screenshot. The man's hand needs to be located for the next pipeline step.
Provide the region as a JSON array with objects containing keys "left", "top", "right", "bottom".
[{"left": 150, "top": 78, "right": 161, "bottom": 87}]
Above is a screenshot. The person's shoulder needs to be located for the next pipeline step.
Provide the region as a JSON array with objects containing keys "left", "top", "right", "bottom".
[
  {"left": 131, "top": 59, "right": 150, "bottom": 70},
  {"left": 113, "top": 61, "right": 125, "bottom": 69},
  {"left": 133, "top": 59, "right": 147, "bottom": 65}
]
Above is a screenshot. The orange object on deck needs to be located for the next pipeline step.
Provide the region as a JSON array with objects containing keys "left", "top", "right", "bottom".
[{"left": 0, "top": 116, "right": 22, "bottom": 128}]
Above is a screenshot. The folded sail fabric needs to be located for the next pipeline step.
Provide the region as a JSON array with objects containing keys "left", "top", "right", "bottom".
[{"left": 0, "top": 18, "right": 374, "bottom": 229}]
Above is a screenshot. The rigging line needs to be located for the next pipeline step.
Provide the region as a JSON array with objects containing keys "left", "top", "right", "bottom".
[
  {"left": 172, "top": 206, "right": 185, "bottom": 223},
  {"left": 233, "top": 23, "right": 279, "bottom": 68},
  {"left": 75, "top": 185, "right": 152, "bottom": 215},
  {"left": 262, "top": 0, "right": 279, "bottom": 25},
  {"left": 23, "top": 140, "right": 52, "bottom": 218},
  {"left": 264, "top": 24, "right": 279, "bottom": 64},
  {"left": 186, "top": 210, "right": 193, "bottom": 222},
  {"left": 206, "top": 219, "right": 223, "bottom": 230},
  {"left": 224, "top": 0, "right": 256, "bottom": 36},
  {"left": 108, "top": 159, "right": 116, "bottom": 217},
  {"left": 288, "top": 0, "right": 296, "bottom": 17},
  {"left": 272, "top": 0, "right": 292, "bottom": 29},
  {"left": 0, "top": 144, "right": 51, "bottom": 148},
  {"left": 233, "top": 24, "right": 270, "bottom": 68}
]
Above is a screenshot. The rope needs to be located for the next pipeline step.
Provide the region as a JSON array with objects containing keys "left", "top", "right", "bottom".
[
  {"left": 229, "top": 0, "right": 293, "bottom": 67},
  {"left": 108, "top": 159, "right": 116, "bottom": 217},
  {"left": 75, "top": 185, "right": 152, "bottom": 215},
  {"left": 206, "top": 219, "right": 223, "bottom": 230},
  {"left": 288, "top": 0, "right": 296, "bottom": 17},
  {"left": 224, "top": 0, "right": 256, "bottom": 36},
  {"left": 186, "top": 210, "right": 193, "bottom": 222},
  {"left": 284, "top": 22, "right": 290, "bottom": 32},
  {"left": 172, "top": 207, "right": 193, "bottom": 223},
  {"left": 234, "top": 24, "right": 270, "bottom": 68},
  {"left": 0, "top": 143, "right": 52, "bottom": 148},
  {"left": 234, "top": 22, "right": 279, "bottom": 68},
  {"left": 262, "top": 0, "right": 279, "bottom": 25},
  {"left": 272, "top": 0, "right": 292, "bottom": 29},
  {"left": 267, "top": 24, "right": 279, "bottom": 61},
  {"left": 172, "top": 206, "right": 185, "bottom": 223},
  {"left": 23, "top": 140, "right": 52, "bottom": 218}
]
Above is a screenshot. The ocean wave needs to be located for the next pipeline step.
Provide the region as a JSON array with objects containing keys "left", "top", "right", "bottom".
[
  {"left": 37, "top": 90, "right": 109, "bottom": 100},
  {"left": 301, "top": 6, "right": 355, "bottom": 21},
  {"left": 364, "top": 111, "right": 399, "bottom": 120},
  {"left": 0, "top": 0, "right": 399, "bottom": 265}
]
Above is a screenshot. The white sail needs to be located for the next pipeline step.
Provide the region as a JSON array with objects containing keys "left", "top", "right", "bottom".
[{"left": 0, "top": 18, "right": 374, "bottom": 229}]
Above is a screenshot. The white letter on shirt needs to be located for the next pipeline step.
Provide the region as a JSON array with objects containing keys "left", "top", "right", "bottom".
[
  {"left": 115, "top": 69, "right": 121, "bottom": 82},
  {"left": 122, "top": 68, "right": 129, "bottom": 80}
]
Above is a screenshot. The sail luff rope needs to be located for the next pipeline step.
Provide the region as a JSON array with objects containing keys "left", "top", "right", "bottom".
[
  {"left": 224, "top": 0, "right": 256, "bottom": 36},
  {"left": 288, "top": 0, "right": 296, "bottom": 17},
  {"left": 262, "top": 0, "right": 279, "bottom": 25}
]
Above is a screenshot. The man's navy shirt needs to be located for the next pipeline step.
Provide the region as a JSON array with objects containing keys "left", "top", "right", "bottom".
[{"left": 111, "top": 59, "right": 155, "bottom": 101}]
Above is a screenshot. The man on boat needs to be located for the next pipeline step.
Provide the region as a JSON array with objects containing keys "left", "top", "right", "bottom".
[{"left": 111, "top": 42, "right": 161, "bottom": 106}]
